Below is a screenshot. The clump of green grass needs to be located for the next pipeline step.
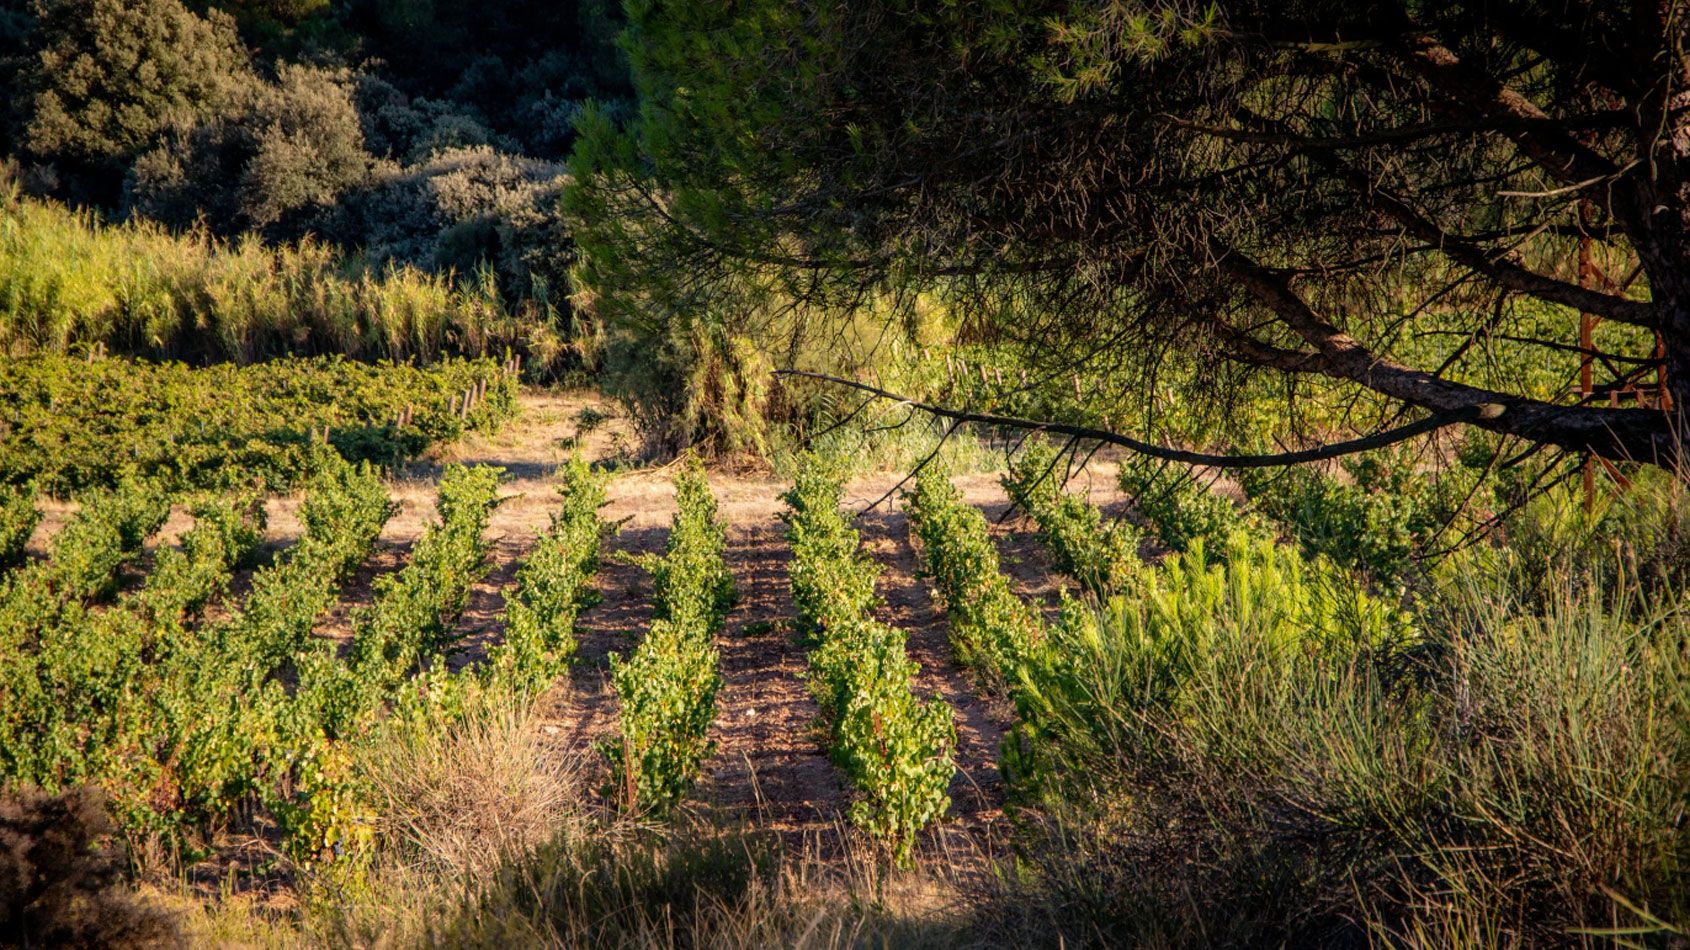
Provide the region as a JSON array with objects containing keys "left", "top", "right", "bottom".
[{"left": 1003, "top": 491, "right": 1690, "bottom": 946}]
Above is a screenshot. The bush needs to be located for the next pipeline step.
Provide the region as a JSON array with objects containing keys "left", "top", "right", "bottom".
[
  {"left": 1473, "top": 461, "right": 1690, "bottom": 607},
  {"left": 131, "top": 64, "right": 370, "bottom": 233},
  {"left": 782, "top": 461, "right": 954, "bottom": 862},
  {"left": 20, "top": 0, "right": 249, "bottom": 175},
  {"left": 1003, "top": 438, "right": 1140, "bottom": 597},
  {"left": 1006, "top": 522, "right": 1690, "bottom": 946},
  {"left": 605, "top": 462, "right": 734, "bottom": 816},
  {"left": 0, "top": 785, "right": 177, "bottom": 947},
  {"left": 1237, "top": 447, "right": 1448, "bottom": 587},
  {"left": 345, "top": 145, "right": 573, "bottom": 309},
  {"left": 108, "top": 453, "right": 391, "bottom": 838}
]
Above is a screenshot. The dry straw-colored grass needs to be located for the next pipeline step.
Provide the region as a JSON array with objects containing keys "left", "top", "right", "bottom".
[{"left": 357, "top": 695, "right": 583, "bottom": 881}]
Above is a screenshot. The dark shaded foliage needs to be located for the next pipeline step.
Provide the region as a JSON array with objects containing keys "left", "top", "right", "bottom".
[
  {"left": 568, "top": 0, "right": 1685, "bottom": 467},
  {"left": 0, "top": 785, "right": 178, "bottom": 948}
]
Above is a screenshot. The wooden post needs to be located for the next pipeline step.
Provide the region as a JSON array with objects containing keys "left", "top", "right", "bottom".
[{"left": 1659, "top": 332, "right": 1672, "bottom": 411}]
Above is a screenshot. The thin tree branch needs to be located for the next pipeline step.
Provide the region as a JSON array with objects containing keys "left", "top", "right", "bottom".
[{"left": 774, "top": 369, "right": 1505, "bottom": 469}]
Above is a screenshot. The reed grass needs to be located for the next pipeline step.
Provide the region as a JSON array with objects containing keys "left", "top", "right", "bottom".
[{"left": 0, "top": 186, "right": 539, "bottom": 364}]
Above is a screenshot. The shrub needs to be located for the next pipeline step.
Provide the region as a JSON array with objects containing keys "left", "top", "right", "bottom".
[
  {"left": 1002, "top": 533, "right": 1409, "bottom": 802},
  {"left": 131, "top": 64, "right": 370, "bottom": 233},
  {"left": 1007, "top": 522, "right": 1690, "bottom": 946},
  {"left": 132, "top": 492, "right": 264, "bottom": 623},
  {"left": 782, "top": 461, "right": 954, "bottom": 862},
  {"left": 0, "top": 785, "right": 177, "bottom": 947},
  {"left": 354, "top": 76, "right": 510, "bottom": 166},
  {"left": 1472, "top": 462, "right": 1690, "bottom": 608},
  {"left": 1003, "top": 438, "right": 1140, "bottom": 597},
  {"left": 264, "top": 465, "right": 504, "bottom": 876},
  {"left": 342, "top": 145, "right": 575, "bottom": 348},
  {"left": 20, "top": 0, "right": 249, "bottom": 171},
  {"left": 904, "top": 465, "right": 1044, "bottom": 689},
  {"left": 1237, "top": 448, "right": 1445, "bottom": 587},
  {"left": 605, "top": 462, "right": 733, "bottom": 816},
  {"left": 646, "top": 465, "right": 736, "bottom": 629},
  {"left": 605, "top": 618, "right": 722, "bottom": 815}
]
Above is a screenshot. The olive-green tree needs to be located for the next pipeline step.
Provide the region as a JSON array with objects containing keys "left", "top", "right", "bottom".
[
  {"left": 568, "top": 1, "right": 1686, "bottom": 469},
  {"left": 20, "top": 0, "right": 249, "bottom": 180}
]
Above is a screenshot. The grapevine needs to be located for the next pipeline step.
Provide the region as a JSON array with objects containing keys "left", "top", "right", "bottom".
[
  {"left": 1003, "top": 439, "right": 1141, "bottom": 597},
  {"left": 604, "top": 461, "right": 733, "bottom": 817},
  {"left": 782, "top": 462, "right": 954, "bottom": 863},
  {"left": 904, "top": 466, "right": 1045, "bottom": 690}
]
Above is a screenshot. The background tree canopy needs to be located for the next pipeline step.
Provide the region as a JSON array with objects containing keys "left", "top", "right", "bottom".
[
  {"left": 0, "top": 0, "right": 629, "bottom": 322},
  {"left": 567, "top": 0, "right": 1686, "bottom": 468}
]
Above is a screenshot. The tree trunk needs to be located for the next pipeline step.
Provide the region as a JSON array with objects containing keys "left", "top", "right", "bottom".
[{"left": 1657, "top": 286, "right": 1690, "bottom": 452}]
